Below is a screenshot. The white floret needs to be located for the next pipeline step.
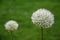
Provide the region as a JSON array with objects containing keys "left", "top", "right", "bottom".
[
  {"left": 31, "top": 8, "right": 54, "bottom": 28},
  {"left": 5, "top": 20, "right": 19, "bottom": 31}
]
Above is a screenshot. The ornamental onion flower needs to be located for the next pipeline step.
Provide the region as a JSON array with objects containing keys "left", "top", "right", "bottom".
[
  {"left": 5, "top": 20, "right": 19, "bottom": 31},
  {"left": 31, "top": 8, "right": 54, "bottom": 28}
]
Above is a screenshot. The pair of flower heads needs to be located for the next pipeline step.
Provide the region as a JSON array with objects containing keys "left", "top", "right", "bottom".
[{"left": 5, "top": 8, "right": 54, "bottom": 31}]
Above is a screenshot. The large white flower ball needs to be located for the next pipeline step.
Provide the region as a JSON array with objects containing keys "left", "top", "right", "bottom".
[
  {"left": 5, "top": 20, "right": 19, "bottom": 31},
  {"left": 31, "top": 8, "right": 54, "bottom": 28}
]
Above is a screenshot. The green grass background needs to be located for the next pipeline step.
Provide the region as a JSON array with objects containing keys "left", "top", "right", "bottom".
[{"left": 0, "top": 0, "right": 60, "bottom": 40}]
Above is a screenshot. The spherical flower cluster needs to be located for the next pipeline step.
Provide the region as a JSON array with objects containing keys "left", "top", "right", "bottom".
[
  {"left": 5, "top": 20, "right": 19, "bottom": 31},
  {"left": 31, "top": 8, "right": 54, "bottom": 28}
]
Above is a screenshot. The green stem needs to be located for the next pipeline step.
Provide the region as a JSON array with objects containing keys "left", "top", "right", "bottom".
[
  {"left": 11, "top": 31, "right": 13, "bottom": 40},
  {"left": 41, "top": 27, "right": 43, "bottom": 40}
]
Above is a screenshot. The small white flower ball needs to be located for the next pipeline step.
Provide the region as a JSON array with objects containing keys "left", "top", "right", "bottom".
[
  {"left": 5, "top": 20, "right": 19, "bottom": 31},
  {"left": 31, "top": 8, "right": 54, "bottom": 28}
]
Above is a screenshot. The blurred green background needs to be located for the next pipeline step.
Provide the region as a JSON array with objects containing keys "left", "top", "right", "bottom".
[{"left": 0, "top": 0, "right": 60, "bottom": 40}]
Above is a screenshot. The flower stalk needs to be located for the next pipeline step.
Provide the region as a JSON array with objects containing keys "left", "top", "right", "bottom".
[
  {"left": 11, "top": 31, "right": 13, "bottom": 40},
  {"left": 41, "top": 27, "right": 43, "bottom": 40}
]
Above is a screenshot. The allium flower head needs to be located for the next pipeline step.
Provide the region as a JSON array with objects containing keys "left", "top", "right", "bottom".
[
  {"left": 31, "top": 8, "right": 54, "bottom": 28},
  {"left": 5, "top": 20, "right": 19, "bottom": 31}
]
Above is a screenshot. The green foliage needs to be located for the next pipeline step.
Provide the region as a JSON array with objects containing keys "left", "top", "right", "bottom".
[{"left": 0, "top": 0, "right": 60, "bottom": 40}]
